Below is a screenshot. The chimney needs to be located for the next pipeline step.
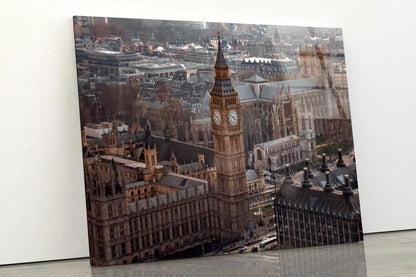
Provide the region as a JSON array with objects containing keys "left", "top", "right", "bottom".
[
  {"left": 343, "top": 174, "right": 353, "bottom": 196},
  {"left": 320, "top": 153, "right": 329, "bottom": 172},
  {"left": 337, "top": 148, "right": 346, "bottom": 167},
  {"left": 302, "top": 167, "right": 312, "bottom": 188},
  {"left": 324, "top": 171, "right": 334, "bottom": 192}
]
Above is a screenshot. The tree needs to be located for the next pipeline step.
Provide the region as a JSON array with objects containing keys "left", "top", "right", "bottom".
[
  {"left": 161, "top": 98, "right": 191, "bottom": 141},
  {"left": 93, "top": 23, "right": 127, "bottom": 40},
  {"left": 99, "top": 83, "right": 140, "bottom": 123}
]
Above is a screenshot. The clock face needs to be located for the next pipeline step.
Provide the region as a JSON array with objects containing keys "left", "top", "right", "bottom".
[
  {"left": 228, "top": 109, "right": 238, "bottom": 126},
  {"left": 213, "top": 109, "right": 221, "bottom": 125}
]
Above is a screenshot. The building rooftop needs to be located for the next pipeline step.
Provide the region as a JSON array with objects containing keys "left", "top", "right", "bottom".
[
  {"left": 100, "top": 155, "right": 146, "bottom": 169},
  {"left": 152, "top": 136, "right": 215, "bottom": 166},
  {"left": 125, "top": 180, "right": 148, "bottom": 189},
  {"left": 191, "top": 117, "right": 211, "bottom": 124},
  {"left": 158, "top": 172, "right": 207, "bottom": 188},
  {"left": 256, "top": 135, "right": 299, "bottom": 149},
  {"left": 235, "top": 85, "right": 256, "bottom": 102},
  {"left": 265, "top": 78, "right": 317, "bottom": 94},
  {"left": 310, "top": 163, "right": 358, "bottom": 190},
  {"left": 245, "top": 74, "right": 268, "bottom": 83},
  {"left": 275, "top": 180, "right": 361, "bottom": 219},
  {"left": 246, "top": 169, "right": 260, "bottom": 182}
]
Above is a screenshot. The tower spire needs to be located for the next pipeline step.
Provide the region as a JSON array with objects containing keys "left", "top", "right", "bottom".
[
  {"left": 145, "top": 124, "right": 154, "bottom": 149},
  {"left": 209, "top": 29, "right": 248, "bottom": 242},
  {"left": 211, "top": 30, "right": 234, "bottom": 96},
  {"left": 215, "top": 30, "right": 228, "bottom": 69}
]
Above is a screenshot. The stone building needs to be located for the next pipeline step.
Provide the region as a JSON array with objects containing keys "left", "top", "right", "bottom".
[
  {"left": 246, "top": 169, "right": 266, "bottom": 200},
  {"left": 75, "top": 48, "right": 144, "bottom": 81},
  {"left": 233, "top": 57, "right": 299, "bottom": 80},
  {"left": 253, "top": 135, "right": 302, "bottom": 171},
  {"left": 273, "top": 161, "right": 363, "bottom": 249},
  {"left": 299, "top": 44, "right": 333, "bottom": 89},
  {"left": 83, "top": 35, "right": 252, "bottom": 265},
  {"left": 209, "top": 32, "right": 250, "bottom": 242},
  {"left": 190, "top": 118, "right": 212, "bottom": 148},
  {"left": 84, "top": 125, "right": 220, "bottom": 265},
  {"left": 298, "top": 43, "right": 352, "bottom": 139},
  {"left": 232, "top": 76, "right": 318, "bottom": 166}
]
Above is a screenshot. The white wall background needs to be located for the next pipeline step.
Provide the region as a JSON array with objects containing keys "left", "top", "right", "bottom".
[{"left": 1, "top": 0, "right": 416, "bottom": 266}]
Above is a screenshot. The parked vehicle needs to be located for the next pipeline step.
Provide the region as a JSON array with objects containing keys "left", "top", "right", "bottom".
[
  {"left": 239, "top": 246, "right": 248, "bottom": 253},
  {"left": 259, "top": 236, "right": 277, "bottom": 250}
]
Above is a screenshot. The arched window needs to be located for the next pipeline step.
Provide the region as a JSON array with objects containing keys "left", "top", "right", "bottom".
[{"left": 257, "top": 149, "right": 263, "bottom": 161}]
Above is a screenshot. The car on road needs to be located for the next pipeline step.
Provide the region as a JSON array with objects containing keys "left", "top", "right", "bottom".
[{"left": 239, "top": 246, "right": 248, "bottom": 253}]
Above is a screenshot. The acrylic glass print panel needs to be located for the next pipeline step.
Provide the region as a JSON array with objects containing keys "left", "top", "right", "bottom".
[{"left": 73, "top": 16, "right": 363, "bottom": 266}]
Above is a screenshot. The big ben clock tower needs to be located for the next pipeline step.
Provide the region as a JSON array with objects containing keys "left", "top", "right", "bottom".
[{"left": 210, "top": 32, "right": 249, "bottom": 242}]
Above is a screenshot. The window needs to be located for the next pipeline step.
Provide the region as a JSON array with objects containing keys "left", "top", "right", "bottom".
[
  {"left": 97, "top": 227, "right": 103, "bottom": 240},
  {"left": 99, "top": 246, "right": 105, "bottom": 258},
  {"left": 257, "top": 149, "right": 263, "bottom": 161},
  {"left": 110, "top": 226, "right": 115, "bottom": 239},
  {"left": 134, "top": 220, "right": 138, "bottom": 232},
  {"left": 121, "top": 243, "right": 126, "bottom": 255},
  {"left": 118, "top": 203, "right": 123, "bottom": 216},
  {"left": 108, "top": 205, "right": 113, "bottom": 218},
  {"left": 119, "top": 223, "right": 125, "bottom": 236},
  {"left": 111, "top": 246, "right": 116, "bottom": 258}
]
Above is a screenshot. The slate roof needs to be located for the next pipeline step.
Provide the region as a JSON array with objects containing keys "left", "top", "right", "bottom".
[
  {"left": 214, "top": 36, "right": 228, "bottom": 69},
  {"left": 275, "top": 180, "right": 361, "bottom": 220},
  {"left": 246, "top": 169, "right": 260, "bottom": 182},
  {"left": 152, "top": 136, "right": 215, "bottom": 166},
  {"left": 100, "top": 155, "right": 146, "bottom": 169},
  {"left": 245, "top": 74, "right": 268, "bottom": 83},
  {"left": 125, "top": 180, "right": 148, "bottom": 189},
  {"left": 235, "top": 85, "right": 256, "bottom": 102},
  {"left": 260, "top": 85, "right": 279, "bottom": 101},
  {"left": 310, "top": 163, "right": 358, "bottom": 191},
  {"left": 265, "top": 78, "right": 317, "bottom": 94},
  {"left": 158, "top": 172, "right": 206, "bottom": 188},
  {"left": 86, "top": 133, "right": 145, "bottom": 149},
  {"left": 211, "top": 79, "right": 237, "bottom": 96},
  {"left": 233, "top": 77, "right": 318, "bottom": 103}
]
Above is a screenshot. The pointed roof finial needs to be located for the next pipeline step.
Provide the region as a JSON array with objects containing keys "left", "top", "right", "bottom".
[
  {"left": 320, "top": 153, "right": 330, "bottom": 172},
  {"left": 305, "top": 158, "right": 313, "bottom": 178},
  {"left": 336, "top": 148, "right": 346, "bottom": 167},
  {"left": 215, "top": 29, "right": 228, "bottom": 68},
  {"left": 324, "top": 171, "right": 334, "bottom": 192},
  {"left": 282, "top": 163, "right": 293, "bottom": 185},
  {"left": 343, "top": 174, "right": 353, "bottom": 196},
  {"left": 302, "top": 167, "right": 312, "bottom": 188},
  {"left": 145, "top": 124, "right": 154, "bottom": 149}
]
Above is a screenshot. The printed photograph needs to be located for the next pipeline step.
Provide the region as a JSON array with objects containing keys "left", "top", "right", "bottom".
[{"left": 73, "top": 16, "right": 363, "bottom": 266}]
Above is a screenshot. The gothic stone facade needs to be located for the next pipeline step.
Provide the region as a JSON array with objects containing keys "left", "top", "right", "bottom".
[
  {"left": 84, "top": 154, "right": 221, "bottom": 265},
  {"left": 83, "top": 36, "right": 251, "bottom": 265},
  {"left": 273, "top": 169, "right": 363, "bottom": 249}
]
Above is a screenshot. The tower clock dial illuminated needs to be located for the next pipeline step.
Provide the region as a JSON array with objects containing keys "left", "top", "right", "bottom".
[
  {"left": 213, "top": 109, "right": 221, "bottom": 125},
  {"left": 228, "top": 109, "right": 238, "bottom": 126}
]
